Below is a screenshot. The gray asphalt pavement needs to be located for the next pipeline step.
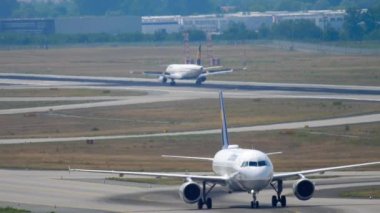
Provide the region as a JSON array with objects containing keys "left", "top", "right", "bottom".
[{"left": 0, "top": 170, "right": 379, "bottom": 213}]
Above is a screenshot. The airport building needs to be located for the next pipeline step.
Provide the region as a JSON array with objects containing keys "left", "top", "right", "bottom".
[
  {"left": 0, "top": 10, "right": 345, "bottom": 35},
  {"left": 142, "top": 16, "right": 181, "bottom": 34},
  {"left": 142, "top": 10, "right": 346, "bottom": 34},
  {"left": 270, "top": 10, "right": 345, "bottom": 30},
  {"left": 55, "top": 16, "right": 141, "bottom": 34},
  {"left": 0, "top": 16, "right": 141, "bottom": 35},
  {"left": 0, "top": 18, "right": 55, "bottom": 34}
]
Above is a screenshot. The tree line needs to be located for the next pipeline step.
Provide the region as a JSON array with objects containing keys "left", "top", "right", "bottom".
[{"left": 1, "top": 0, "right": 380, "bottom": 18}]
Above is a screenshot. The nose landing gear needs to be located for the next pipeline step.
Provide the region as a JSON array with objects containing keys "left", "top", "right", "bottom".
[{"left": 250, "top": 190, "right": 259, "bottom": 208}]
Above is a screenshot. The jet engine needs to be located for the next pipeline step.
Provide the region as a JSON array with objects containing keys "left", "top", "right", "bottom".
[
  {"left": 293, "top": 178, "right": 315, "bottom": 201},
  {"left": 178, "top": 181, "right": 201, "bottom": 204}
]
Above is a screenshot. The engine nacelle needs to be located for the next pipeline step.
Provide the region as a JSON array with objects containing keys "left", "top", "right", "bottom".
[
  {"left": 178, "top": 181, "right": 201, "bottom": 204},
  {"left": 293, "top": 178, "right": 315, "bottom": 201}
]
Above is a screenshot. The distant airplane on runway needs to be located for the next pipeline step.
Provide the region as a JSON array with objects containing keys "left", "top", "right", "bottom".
[
  {"left": 144, "top": 45, "right": 234, "bottom": 86},
  {"left": 71, "top": 91, "right": 380, "bottom": 210}
]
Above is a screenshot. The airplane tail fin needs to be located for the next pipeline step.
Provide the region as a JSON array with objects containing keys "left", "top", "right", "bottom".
[
  {"left": 196, "top": 44, "right": 202, "bottom": 65},
  {"left": 219, "top": 91, "right": 230, "bottom": 149}
]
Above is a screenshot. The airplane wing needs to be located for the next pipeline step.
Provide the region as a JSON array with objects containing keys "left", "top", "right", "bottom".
[
  {"left": 69, "top": 168, "right": 228, "bottom": 183},
  {"left": 266, "top": 152, "right": 282, "bottom": 156},
  {"left": 272, "top": 161, "right": 380, "bottom": 181},
  {"left": 199, "top": 69, "right": 233, "bottom": 78},
  {"left": 204, "top": 66, "right": 224, "bottom": 70},
  {"left": 143, "top": 71, "right": 165, "bottom": 77},
  {"left": 162, "top": 155, "right": 214, "bottom": 161}
]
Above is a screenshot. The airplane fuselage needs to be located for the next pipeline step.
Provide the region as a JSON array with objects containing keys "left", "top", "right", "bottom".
[
  {"left": 212, "top": 146, "right": 274, "bottom": 192},
  {"left": 165, "top": 64, "right": 204, "bottom": 80}
]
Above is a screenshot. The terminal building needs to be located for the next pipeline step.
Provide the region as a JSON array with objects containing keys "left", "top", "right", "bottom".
[
  {"left": 142, "top": 10, "right": 346, "bottom": 34},
  {"left": 0, "top": 16, "right": 141, "bottom": 35}
]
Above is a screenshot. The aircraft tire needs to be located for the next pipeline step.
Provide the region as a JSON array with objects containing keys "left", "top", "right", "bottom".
[
  {"left": 251, "top": 201, "right": 259, "bottom": 208},
  {"left": 272, "top": 195, "right": 277, "bottom": 207},
  {"left": 280, "top": 195, "right": 286, "bottom": 207},
  {"left": 197, "top": 199, "right": 203, "bottom": 210},
  {"left": 206, "top": 198, "right": 212, "bottom": 209}
]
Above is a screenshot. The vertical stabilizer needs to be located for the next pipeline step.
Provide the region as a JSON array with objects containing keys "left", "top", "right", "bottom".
[
  {"left": 196, "top": 44, "right": 202, "bottom": 65},
  {"left": 219, "top": 91, "right": 230, "bottom": 149}
]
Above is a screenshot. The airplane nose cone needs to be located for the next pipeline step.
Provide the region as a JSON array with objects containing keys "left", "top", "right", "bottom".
[
  {"left": 239, "top": 167, "right": 267, "bottom": 179},
  {"left": 171, "top": 73, "right": 182, "bottom": 79},
  {"left": 238, "top": 168, "right": 272, "bottom": 191}
]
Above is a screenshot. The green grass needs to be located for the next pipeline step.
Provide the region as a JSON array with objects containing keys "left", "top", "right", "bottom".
[
  {"left": 340, "top": 186, "right": 380, "bottom": 199},
  {"left": 1, "top": 98, "right": 380, "bottom": 139},
  {"left": 0, "top": 207, "right": 30, "bottom": 213},
  {"left": 0, "top": 122, "right": 379, "bottom": 172},
  {"left": 1, "top": 44, "right": 380, "bottom": 86},
  {"left": 322, "top": 41, "right": 380, "bottom": 49}
]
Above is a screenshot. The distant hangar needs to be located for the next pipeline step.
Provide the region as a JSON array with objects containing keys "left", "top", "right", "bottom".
[{"left": 0, "top": 16, "right": 141, "bottom": 35}]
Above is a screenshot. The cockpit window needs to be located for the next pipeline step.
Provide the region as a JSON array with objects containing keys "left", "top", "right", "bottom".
[
  {"left": 241, "top": 161, "right": 267, "bottom": 167},
  {"left": 249, "top": 161, "right": 258, "bottom": 167},
  {"left": 258, "top": 161, "right": 267, "bottom": 166}
]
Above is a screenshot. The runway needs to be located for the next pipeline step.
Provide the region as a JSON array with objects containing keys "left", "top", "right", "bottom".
[
  {"left": 0, "top": 169, "right": 379, "bottom": 213},
  {"left": 1, "top": 73, "right": 380, "bottom": 95}
]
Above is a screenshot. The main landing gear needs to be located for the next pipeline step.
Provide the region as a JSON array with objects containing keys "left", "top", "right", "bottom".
[
  {"left": 169, "top": 79, "right": 176, "bottom": 86},
  {"left": 197, "top": 181, "right": 216, "bottom": 210},
  {"left": 270, "top": 180, "right": 287, "bottom": 208},
  {"left": 195, "top": 77, "right": 206, "bottom": 86},
  {"left": 160, "top": 76, "right": 167, "bottom": 84}
]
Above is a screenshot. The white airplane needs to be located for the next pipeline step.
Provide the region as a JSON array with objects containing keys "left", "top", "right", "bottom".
[
  {"left": 70, "top": 91, "right": 380, "bottom": 210},
  {"left": 144, "top": 45, "right": 233, "bottom": 86}
]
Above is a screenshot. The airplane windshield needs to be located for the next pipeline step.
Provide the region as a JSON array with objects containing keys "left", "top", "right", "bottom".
[
  {"left": 241, "top": 161, "right": 267, "bottom": 167},
  {"left": 258, "top": 161, "right": 267, "bottom": 166},
  {"left": 249, "top": 161, "right": 258, "bottom": 167}
]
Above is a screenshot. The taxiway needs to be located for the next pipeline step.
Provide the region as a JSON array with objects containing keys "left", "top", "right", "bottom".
[{"left": 0, "top": 169, "right": 379, "bottom": 213}]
